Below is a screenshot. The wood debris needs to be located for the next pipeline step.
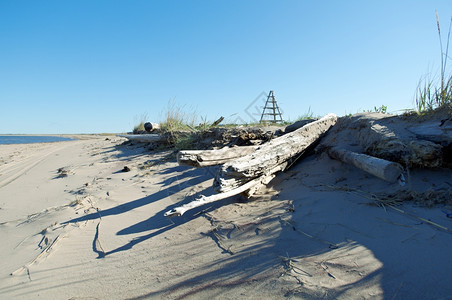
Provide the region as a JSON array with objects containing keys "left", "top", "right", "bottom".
[{"left": 165, "top": 113, "right": 338, "bottom": 216}]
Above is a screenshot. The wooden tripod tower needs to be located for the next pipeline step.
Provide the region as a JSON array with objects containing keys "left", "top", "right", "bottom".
[{"left": 259, "top": 90, "right": 283, "bottom": 123}]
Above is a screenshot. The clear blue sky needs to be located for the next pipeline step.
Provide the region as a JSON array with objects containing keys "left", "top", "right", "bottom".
[{"left": 1, "top": 1, "right": 451, "bottom": 134}]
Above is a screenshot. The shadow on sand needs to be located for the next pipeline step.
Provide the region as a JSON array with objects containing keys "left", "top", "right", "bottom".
[{"left": 65, "top": 140, "right": 452, "bottom": 299}]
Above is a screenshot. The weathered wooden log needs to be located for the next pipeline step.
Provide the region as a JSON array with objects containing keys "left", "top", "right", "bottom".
[
  {"left": 117, "top": 134, "right": 165, "bottom": 143},
  {"left": 144, "top": 122, "right": 160, "bottom": 132},
  {"left": 177, "top": 145, "right": 259, "bottom": 167},
  {"left": 328, "top": 147, "right": 403, "bottom": 183},
  {"left": 164, "top": 162, "right": 287, "bottom": 217},
  {"left": 166, "top": 114, "right": 337, "bottom": 217},
  {"left": 214, "top": 113, "right": 338, "bottom": 192}
]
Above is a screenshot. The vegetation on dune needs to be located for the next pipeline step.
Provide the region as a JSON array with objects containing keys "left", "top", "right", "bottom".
[
  {"left": 132, "top": 113, "right": 148, "bottom": 134},
  {"left": 296, "top": 107, "right": 316, "bottom": 120},
  {"left": 160, "top": 99, "right": 198, "bottom": 133},
  {"left": 416, "top": 74, "right": 452, "bottom": 113},
  {"left": 362, "top": 105, "right": 388, "bottom": 114},
  {"left": 415, "top": 12, "right": 452, "bottom": 114}
]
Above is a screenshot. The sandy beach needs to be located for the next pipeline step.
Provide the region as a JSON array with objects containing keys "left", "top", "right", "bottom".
[{"left": 0, "top": 127, "right": 451, "bottom": 299}]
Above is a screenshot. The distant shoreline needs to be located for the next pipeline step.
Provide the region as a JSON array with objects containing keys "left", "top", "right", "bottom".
[
  {"left": 0, "top": 135, "right": 77, "bottom": 145},
  {"left": 0, "top": 133, "right": 118, "bottom": 141}
]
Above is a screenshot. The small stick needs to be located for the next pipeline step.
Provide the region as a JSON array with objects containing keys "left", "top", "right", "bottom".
[{"left": 388, "top": 205, "right": 452, "bottom": 234}]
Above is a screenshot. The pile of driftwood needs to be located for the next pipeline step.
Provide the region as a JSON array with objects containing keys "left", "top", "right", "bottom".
[
  {"left": 118, "top": 110, "right": 451, "bottom": 216},
  {"left": 118, "top": 117, "right": 277, "bottom": 148},
  {"left": 164, "top": 113, "right": 414, "bottom": 217}
]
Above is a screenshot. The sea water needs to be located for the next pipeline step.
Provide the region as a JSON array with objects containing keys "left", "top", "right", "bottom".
[{"left": 0, "top": 135, "right": 75, "bottom": 145}]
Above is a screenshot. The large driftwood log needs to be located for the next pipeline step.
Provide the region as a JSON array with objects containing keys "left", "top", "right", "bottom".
[
  {"left": 177, "top": 145, "right": 259, "bottom": 167},
  {"left": 165, "top": 113, "right": 336, "bottom": 217},
  {"left": 214, "top": 113, "right": 338, "bottom": 192},
  {"left": 328, "top": 147, "right": 403, "bottom": 183}
]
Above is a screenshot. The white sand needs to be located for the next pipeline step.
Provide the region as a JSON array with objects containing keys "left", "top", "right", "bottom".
[{"left": 1, "top": 135, "right": 451, "bottom": 299}]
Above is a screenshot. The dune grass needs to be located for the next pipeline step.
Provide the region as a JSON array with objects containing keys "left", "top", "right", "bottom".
[
  {"left": 296, "top": 106, "right": 316, "bottom": 120},
  {"left": 160, "top": 99, "right": 197, "bottom": 132},
  {"left": 133, "top": 113, "right": 148, "bottom": 134},
  {"left": 415, "top": 12, "right": 452, "bottom": 113}
]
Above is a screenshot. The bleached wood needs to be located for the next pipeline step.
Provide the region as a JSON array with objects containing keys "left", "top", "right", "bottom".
[
  {"left": 144, "top": 122, "right": 160, "bottom": 132},
  {"left": 177, "top": 145, "right": 259, "bottom": 167},
  {"left": 214, "top": 113, "right": 338, "bottom": 192},
  {"left": 117, "top": 134, "right": 165, "bottom": 143},
  {"left": 164, "top": 163, "right": 286, "bottom": 217},
  {"left": 166, "top": 114, "right": 336, "bottom": 217},
  {"left": 328, "top": 147, "right": 403, "bottom": 183}
]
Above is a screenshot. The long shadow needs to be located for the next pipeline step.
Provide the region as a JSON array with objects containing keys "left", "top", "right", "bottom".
[
  {"left": 62, "top": 159, "right": 237, "bottom": 258},
  {"left": 99, "top": 140, "right": 170, "bottom": 161},
  {"left": 63, "top": 172, "right": 209, "bottom": 225},
  {"left": 131, "top": 150, "right": 452, "bottom": 299},
  {"left": 129, "top": 198, "right": 342, "bottom": 299},
  {"left": 100, "top": 189, "right": 239, "bottom": 257},
  {"left": 157, "top": 165, "right": 218, "bottom": 187}
]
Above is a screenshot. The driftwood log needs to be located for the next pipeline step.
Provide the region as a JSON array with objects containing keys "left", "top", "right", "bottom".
[
  {"left": 177, "top": 145, "right": 259, "bottom": 167},
  {"left": 214, "top": 113, "right": 338, "bottom": 193},
  {"left": 328, "top": 147, "right": 403, "bottom": 183},
  {"left": 165, "top": 113, "right": 337, "bottom": 217},
  {"left": 117, "top": 134, "right": 165, "bottom": 143},
  {"left": 144, "top": 122, "right": 160, "bottom": 132}
]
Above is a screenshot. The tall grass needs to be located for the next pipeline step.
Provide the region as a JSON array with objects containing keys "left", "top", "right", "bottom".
[
  {"left": 159, "top": 99, "right": 198, "bottom": 132},
  {"left": 133, "top": 113, "right": 148, "bottom": 133},
  {"left": 416, "top": 12, "right": 452, "bottom": 113},
  {"left": 296, "top": 107, "right": 315, "bottom": 120}
]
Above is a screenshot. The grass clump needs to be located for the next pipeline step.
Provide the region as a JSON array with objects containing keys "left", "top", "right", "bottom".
[
  {"left": 364, "top": 105, "right": 388, "bottom": 114},
  {"left": 133, "top": 113, "right": 148, "bottom": 134},
  {"left": 416, "top": 12, "right": 452, "bottom": 113},
  {"left": 160, "top": 99, "right": 197, "bottom": 133},
  {"left": 159, "top": 99, "right": 201, "bottom": 149},
  {"left": 296, "top": 107, "right": 318, "bottom": 120},
  {"left": 416, "top": 74, "right": 452, "bottom": 113}
]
